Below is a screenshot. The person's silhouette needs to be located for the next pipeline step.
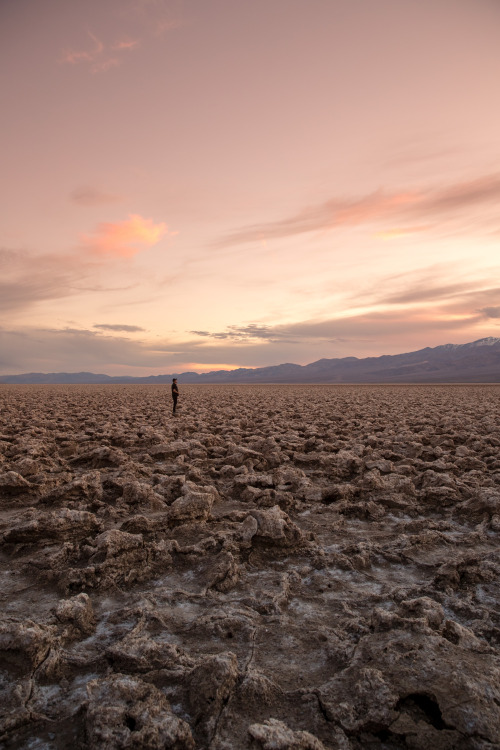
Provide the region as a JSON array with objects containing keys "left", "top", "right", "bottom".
[{"left": 171, "top": 378, "right": 179, "bottom": 415}]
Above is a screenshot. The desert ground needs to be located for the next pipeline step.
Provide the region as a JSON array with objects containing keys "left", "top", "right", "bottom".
[{"left": 0, "top": 384, "right": 499, "bottom": 750}]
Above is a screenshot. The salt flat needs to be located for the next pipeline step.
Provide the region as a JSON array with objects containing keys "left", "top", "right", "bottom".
[{"left": 1, "top": 384, "right": 499, "bottom": 749}]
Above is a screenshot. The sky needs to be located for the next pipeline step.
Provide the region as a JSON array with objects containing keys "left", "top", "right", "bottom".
[{"left": 1, "top": 0, "right": 500, "bottom": 375}]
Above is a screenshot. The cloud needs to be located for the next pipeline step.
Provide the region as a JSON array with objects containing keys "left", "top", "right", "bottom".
[
  {"left": 428, "top": 174, "right": 500, "bottom": 213},
  {"left": 70, "top": 186, "right": 122, "bottom": 206},
  {"left": 60, "top": 31, "right": 104, "bottom": 65},
  {"left": 478, "top": 307, "right": 500, "bottom": 319},
  {"left": 80, "top": 214, "right": 168, "bottom": 258},
  {"left": 189, "top": 311, "right": 484, "bottom": 347},
  {"left": 59, "top": 31, "right": 131, "bottom": 74},
  {"left": 0, "top": 327, "right": 162, "bottom": 373},
  {"left": 112, "top": 38, "right": 140, "bottom": 51},
  {"left": 91, "top": 58, "right": 120, "bottom": 74},
  {"left": 59, "top": 2, "right": 182, "bottom": 75},
  {"left": 217, "top": 172, "right": 500, "bottom": 246},
  {"left": 154, "top": 18, "right": 184, "bottom": 35},
  {"left": 374, "top": 280, "right": 489, "bottom": 307},
  {"left": 3, "top": 305, "right": 497, "bottom": 376},
  {"left": 185, "top": 272, "right": 500, "bottom": 356},
  {"left": 0, "top": 212, "right": 171, "bottom": 314},
  {"left": 0, "top": 249, "right": 87, "bottom": 313},
  {"left": 189, "top": 330, "right": 230, "bottom": 339},
  {"left": 0, "top": 241, "right": 143, "bottom": 315},
  {"left": 190, "top": 324, "right": 282, "bottom": 342},
  {"left": 94, "top": 323, "right": 145, "bottom": 332},
  {"left": 353, "top": 266, "right": 500, "bottom": 313},
  {"left": 217, "top": 191, "right": 418, "bottom": 246},
  {"left": 374, "top": 226, "right": 433, "bottom": 239}
]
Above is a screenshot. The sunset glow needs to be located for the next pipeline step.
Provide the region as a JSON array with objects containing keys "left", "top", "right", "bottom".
[{"left": 1, "top": 0, "right": 499, "bottom": 375}]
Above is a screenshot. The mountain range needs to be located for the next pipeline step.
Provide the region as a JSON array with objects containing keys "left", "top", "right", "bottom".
[{"left": 1, "top": 337, "right": 500, "bottom": 384}]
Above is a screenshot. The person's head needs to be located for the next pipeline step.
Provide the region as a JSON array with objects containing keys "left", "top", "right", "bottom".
[{"left": 172, "top": 378, "right": 177, "bottom": 383}]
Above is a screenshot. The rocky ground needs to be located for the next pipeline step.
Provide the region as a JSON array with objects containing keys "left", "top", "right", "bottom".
[{"left": 0, "top": 384, "right": 499, "bottom": 750}]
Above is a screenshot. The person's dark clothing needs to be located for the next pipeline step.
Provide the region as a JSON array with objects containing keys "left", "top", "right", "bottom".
[{"left": 171, "top": 382, "right": 179, "bottom": 414}]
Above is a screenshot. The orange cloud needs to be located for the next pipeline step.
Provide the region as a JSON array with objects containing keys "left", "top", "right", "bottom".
[{"left": 81, "top": 214, "right": 168, "bottom": 258}]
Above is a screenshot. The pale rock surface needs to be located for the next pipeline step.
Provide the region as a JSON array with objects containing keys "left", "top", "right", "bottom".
[
  {"left": 248, "top": 718, "right": 326, "bottom": 749},
  {"left": 85, "top": 674, "right": 195, "bottom": 749}
]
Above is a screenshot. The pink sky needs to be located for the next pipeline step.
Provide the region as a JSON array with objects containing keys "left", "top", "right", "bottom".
[{"left": 1, "top": 0, "right": 500, "bottom": 375}]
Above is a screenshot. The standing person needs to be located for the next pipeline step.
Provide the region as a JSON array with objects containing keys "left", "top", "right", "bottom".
[{"left": 171, "top": 378, "right": 179, "bottom": 415}]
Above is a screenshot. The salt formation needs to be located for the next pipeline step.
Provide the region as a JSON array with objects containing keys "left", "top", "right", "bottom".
[{"left": 0, "top": 383, "right": 499, "bottom": 749}]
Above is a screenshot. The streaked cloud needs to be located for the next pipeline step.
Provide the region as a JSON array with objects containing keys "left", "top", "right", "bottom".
[
  {"left": 112, "top": 38, "right": 140, "bottom": 51},
  {"left": 188, "top": 272, "right": 500, "bottom": 353},
  {"left": 478, "top": 307, "right": 500, "bottom": 319},
  {"left": 2, "top": 307, "right": 497, "bottom": 376},
  {"left": 154, "top": 18, "right": 184, "bottom": 36},
  {"left": 0, "top": 243, "right": 143, "bottom": 315},
  {"left": 59, "top": 32, "right": 131, "bottom": 74},
  {"left": 374, "top": 225, "right": 432, "bottom": 240},
  {"left": 80, "top": 214, "right": 168, "bottom": 258},
  {"left": 91, "top": 58, "right": 120, "bottom": 74},
  {"left": 189, "top": 324, "right": 280, "bottom": 342},
  {"left": 354, "top": 267, "right": 500, "bottom": 312},
  {"left": 0, "top": 327, "right": 162, "bottom": 373},
  {"left": 191, "top": 311, "right": 485, "bottom": 347},
  {"left": 0, "top": 249, "right": 86, "bottom": 313},
  {"left": 94, "top": 323, "right": 145, "bottom": 332},
  {"left": 217, "top": 172, "right": 500, "bottom": 246},
  {"left": 60, "top": 32, "right": 104, "bottom": 65},
  {"left": 58, "top": 1, "right": 182, "bottom": 75},
  {"left": 374, "top": 280, "right": 492, "bottom": 307}
]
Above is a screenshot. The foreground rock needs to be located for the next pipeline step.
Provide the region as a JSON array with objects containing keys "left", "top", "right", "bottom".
[{"left": 0, "top": 383, "right": 499, "bottom": 749}]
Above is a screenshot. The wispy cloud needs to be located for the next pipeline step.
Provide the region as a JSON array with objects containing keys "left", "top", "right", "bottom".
[
  {"left": 217, "top": 172, "right": 500, "bottom": 246},
  {"left": 0, "top": 247, "right": 146, "bottom": 315},
  {"left": 59, "top": 1, "right": 182, "bottom": 75},
  {"left": 112, "top": 38, "right": 140, "bottom": 51},
  {"left": 374, "top": 225, "right": 433, "bottom": 240},
  {"left": 0, "top": 211, "right": 169, "bottom": 314},
  {"left": 352, "top": 266, "right": 500, "bottom": 312},
  {"left": 59, "top": 32, "right": 122, "bottom": 74},
  {"left": 70, "top": 186, "right": 123, "bottom": 206},
  {"left": 60, "top": 31, "right": 104, "bottom": 65},
  {"left": 478, "top": 307, "right": 500, "bottom": 319},
  {"left": 190, "top": 324, "right": 293, "bottom": 343},
  {"left": 94, "top": 323, "right": 145, "bottom": 332},
  {"left": 374, "top": 280, "right": 489, "bottom": 307},
  {"left": 3, "top": 306, "right": 497, "bottom": 376},
  {"left": 154, "top": 18, "right": 184, "bottom": 36},
  {"left": 0, "top": 327, "right": 163, "bottom": 373},
  {"left": 59, "top": 31, "right": 137, "bottom": 74},
  {"left": 190, "top": 311, "right": 485, "bottom": 347},
  {"left": 80, "top": 214, "right": 169, "bottom": 258},
  {"left": 91, "top": 57, "right": 120, "bottom": 74},
  {"left": 0, "top": 249, "right": 86, "bottom": 313},
  {"left": 188, "top": 271, "right": 500, "bottom": 352}
]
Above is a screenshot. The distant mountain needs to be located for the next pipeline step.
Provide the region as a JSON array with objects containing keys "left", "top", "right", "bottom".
[{"left": 1, "top": 337, "right": 500, "bottom": 384}]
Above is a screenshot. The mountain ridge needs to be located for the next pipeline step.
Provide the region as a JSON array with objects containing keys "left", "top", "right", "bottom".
[{"left": 1, "top": 337, "right": 500, "bottom": 384}]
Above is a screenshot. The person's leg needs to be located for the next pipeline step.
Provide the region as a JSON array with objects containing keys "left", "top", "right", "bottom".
[{"left": 172, "top": 395, "right": 177, "bottom": 414}]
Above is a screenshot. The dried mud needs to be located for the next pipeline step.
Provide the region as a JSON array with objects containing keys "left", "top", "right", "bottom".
[{"left": 0, "top": 384, "right": 499, "bottom": 750}]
